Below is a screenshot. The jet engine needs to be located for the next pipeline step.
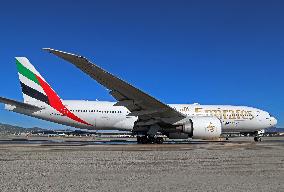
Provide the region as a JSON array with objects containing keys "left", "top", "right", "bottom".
[{"left": 176, "top": 116, "right": 222, "bottom": 139}]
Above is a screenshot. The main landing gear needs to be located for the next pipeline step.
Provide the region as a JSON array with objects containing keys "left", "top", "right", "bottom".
[{"left": 137, "top": 136, "right": 164, "bottom": 144}]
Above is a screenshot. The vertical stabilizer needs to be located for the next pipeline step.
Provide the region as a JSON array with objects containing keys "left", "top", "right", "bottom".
[
  {"left": 15, "top": 57, "right": 92, "bottom": 126},
  {"left": 16, "top": 57, "right": 58, "bottom": 107}
]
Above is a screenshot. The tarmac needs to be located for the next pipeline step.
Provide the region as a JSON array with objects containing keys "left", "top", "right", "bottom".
[{"left": 0, "top": 136, "right": 283, "bottom": 192}]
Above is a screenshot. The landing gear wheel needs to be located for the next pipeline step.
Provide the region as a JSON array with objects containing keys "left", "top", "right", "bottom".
[
  {"left": 254, "top": 136, "right": 262, "bottom": 142},
  {"left": 137, "top": 136, "right": 142, "bottom": 144},
  {"left": 155, "top": 137, "right": 164, "bottom": 144},
  {"left": 137, "top": 136, "right": 164, "bottom": 144},
  {"left": 148, "top": 136, "right": 156, "bottom": 144},
  {"left": 141, "top": 136, "right": 149, "bottom": 144}
]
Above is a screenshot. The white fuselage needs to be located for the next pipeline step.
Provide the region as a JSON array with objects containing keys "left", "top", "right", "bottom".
[{"left": 6, "top": 100, "right": 277, "bottom": 133}]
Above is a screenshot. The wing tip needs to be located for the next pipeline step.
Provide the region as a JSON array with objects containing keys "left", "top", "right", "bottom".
[
  {"left": 42, "top": 48, "right": 86, "bottom": 59},
  {"left": 42, "top": 47, "right": 52, "bottom": 51},
  {"left": 42, "top": 48, "right": 67, "bottom": 54},
  {"left": 42, "top": 47, "right": 58, "bottom": 54}
]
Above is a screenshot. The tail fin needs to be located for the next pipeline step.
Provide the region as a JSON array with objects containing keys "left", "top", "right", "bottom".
[
  {"left": 15, "top": 57, "right": 61, "bottom": 107},
  {"left": 15, "top": 57, "right": 92, "bottom": 126}
]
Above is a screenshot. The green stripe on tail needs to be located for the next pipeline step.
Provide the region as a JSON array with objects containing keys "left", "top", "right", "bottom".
[{"left": 16, "top": 59, "right": 40, "bottom": 85}]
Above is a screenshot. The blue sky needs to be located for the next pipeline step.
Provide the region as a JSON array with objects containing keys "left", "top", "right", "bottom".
[{"left": 0, "top": 0, "right": 283, "bottom": 129}]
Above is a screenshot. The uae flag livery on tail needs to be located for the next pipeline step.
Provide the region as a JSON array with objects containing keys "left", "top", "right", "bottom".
[{"left": 16, "top": 57, "right": 92, "bottom": 126}]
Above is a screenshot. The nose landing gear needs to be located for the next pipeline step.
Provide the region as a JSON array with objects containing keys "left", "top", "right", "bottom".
[
  {"left": 253, "top": 130, "right": 263, "bottom": 142},
  {"left": 254, "top": 136, "right": 262, "bottom": 142}
]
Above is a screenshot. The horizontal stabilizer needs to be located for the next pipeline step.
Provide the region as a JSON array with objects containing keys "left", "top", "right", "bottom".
[{"left": 0, "top": 96, "right": 43, "bottom": 111}]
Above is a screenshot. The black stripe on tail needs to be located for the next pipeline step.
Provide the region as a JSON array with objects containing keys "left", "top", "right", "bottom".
[{"left": 20, "top": 82, "right": 50, "bottom": 105}]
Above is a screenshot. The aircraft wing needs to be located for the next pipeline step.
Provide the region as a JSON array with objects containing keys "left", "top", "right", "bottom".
[
  {"left": 43, "top": 48, "right": 186, "bottom": 125},
  {"left": 0, "top": 96, "right": 43, "bottom": 111}
]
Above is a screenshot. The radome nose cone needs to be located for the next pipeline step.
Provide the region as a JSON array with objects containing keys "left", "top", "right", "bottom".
[{"left": 271, "top": 117, "right": 277, "bottom": 126}]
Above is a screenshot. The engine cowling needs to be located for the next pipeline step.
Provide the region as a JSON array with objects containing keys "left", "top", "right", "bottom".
[{"left": 180, "top": 116, "right": 222, "bottom": 140}]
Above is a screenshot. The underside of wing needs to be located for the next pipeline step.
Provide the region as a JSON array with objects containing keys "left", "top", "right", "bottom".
[{"left": 43, "top": 48, "right": 186, "bottom": 126}]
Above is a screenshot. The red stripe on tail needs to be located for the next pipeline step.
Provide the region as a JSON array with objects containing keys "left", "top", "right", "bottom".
[{"left": 36, "top": 75, "right": 92, "bottom": 126}]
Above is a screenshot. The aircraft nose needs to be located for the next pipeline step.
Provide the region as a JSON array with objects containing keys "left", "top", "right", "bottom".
[{"left": 270, "top": 117, "right": 277, "bottom": 127}]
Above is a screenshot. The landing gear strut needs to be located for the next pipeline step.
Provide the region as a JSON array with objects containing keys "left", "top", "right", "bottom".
[{"left": 137, "top": 136, "right": 164, "bottom": 144}]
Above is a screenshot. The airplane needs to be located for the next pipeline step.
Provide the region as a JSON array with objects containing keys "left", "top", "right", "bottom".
[{"left": 0, "top": 48, "right": 277, "bottom": 144}]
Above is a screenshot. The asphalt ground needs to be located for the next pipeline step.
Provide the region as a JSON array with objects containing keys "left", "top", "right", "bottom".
[{"left": 0, "top": 136, "right": 283, "bottom": 192}]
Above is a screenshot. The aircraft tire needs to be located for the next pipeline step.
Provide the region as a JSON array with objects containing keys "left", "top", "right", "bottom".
[
  {"left": 254, "top": 136, "right": 262, "bottom": 142},
  {"left": 141, "top": 136, "right": 149, "bottom": 144},
  {"left": 155, "top": 137, "right": 164, "bottom": 144},
  {"left": 137, "top": 136, "right": 142, "bottom": 144}
]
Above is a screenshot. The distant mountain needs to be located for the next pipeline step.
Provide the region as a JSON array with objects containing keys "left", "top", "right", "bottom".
[
  {"left": 0, "top": 123, "right": 48, "bottom": 135},
  {"left": 265, "top": 127, "right": 284, "bottom": 133}
]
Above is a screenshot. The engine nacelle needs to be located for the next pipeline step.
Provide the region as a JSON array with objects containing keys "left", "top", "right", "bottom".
[{"left": 179, "top": 116, "right": 222, "bottom": 140}]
